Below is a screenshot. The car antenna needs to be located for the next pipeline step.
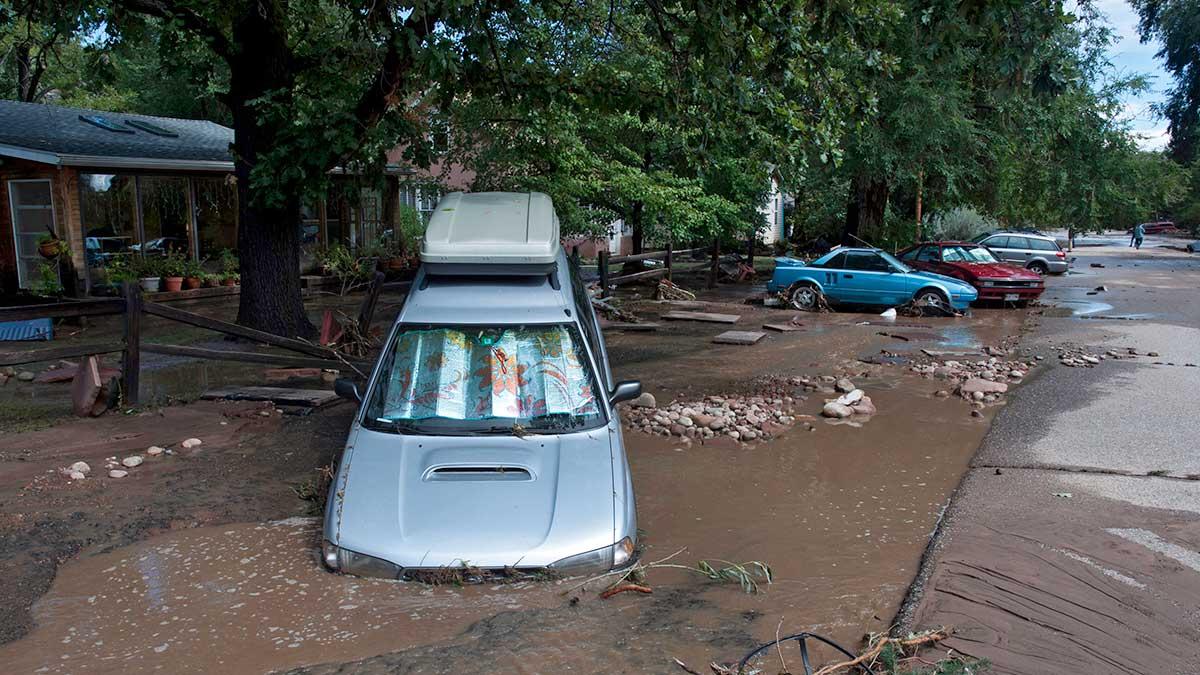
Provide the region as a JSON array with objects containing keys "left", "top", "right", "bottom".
[{"left": 846, "top": 232, "right": 881, "bottom": 251}]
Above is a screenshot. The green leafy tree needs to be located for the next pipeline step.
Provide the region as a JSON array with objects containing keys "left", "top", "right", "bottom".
[{"left": 1131, "top": 0, "right": 1200, "bottom": 164}]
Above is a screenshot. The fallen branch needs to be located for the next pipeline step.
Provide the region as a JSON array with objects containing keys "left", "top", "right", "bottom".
[
  {"left": 599, "top": 583, "right": 653, "bottom": 599},
  {"left": 812, "top": 628, "right": 952, "bottom": 675}
]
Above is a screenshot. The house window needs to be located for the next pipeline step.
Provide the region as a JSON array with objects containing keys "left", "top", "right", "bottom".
[
  {"left": 138, "top": 176, "right": 191, "bottom": 257},
  {"left": 80, "top": 173, "right": 137, "bottom": 288},
  {"left": 195, "top": 177, "right": 238, "bottom": 262},
  {"left": 6, "top": 179, "right": 56, "bottom": 289}
]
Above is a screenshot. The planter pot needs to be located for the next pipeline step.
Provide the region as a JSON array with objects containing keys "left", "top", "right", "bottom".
[
  {"left": 221, "top": 278, "right": 237, "bottom": 287},
  {"left": 139, "top": 277, "right": 161, "bottom": 292},
  {"left": 38, "top": 240, "right": 65, "bottom": 259},
  {"left": 386, "top": 257, "right": 406, "bottom": 272},
  {"left": 163, "top": 277, "right": 184, "bottom": 292},
  {"left": 184, "top": 277, "right": 202, "bottom": 290}
]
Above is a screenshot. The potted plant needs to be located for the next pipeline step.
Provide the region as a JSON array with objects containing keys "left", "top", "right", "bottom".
[
  {"left": 182, "top": 258, "right": 205, "bottom": 290},
  {"left": 104, "top": 258, "right": 138, "bottom": 292},
  {"left": 218, "top": 249, "right": 239, "bottom": 286},
  {"left": 136, "top": 257, "right": 162, "bottom": 292},
  {"left": 37, "top": 232, "right": 68, "bottom": 259},
  {"left": 31, "top": 261, "right": 64, "bottom": 298},
  {"left": 160, "top": 251, "right": 187, "bottom": 292}
]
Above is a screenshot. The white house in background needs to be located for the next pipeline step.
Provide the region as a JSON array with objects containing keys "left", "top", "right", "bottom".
[{"left": 757, "top": 168, "right": 787, "bottom": 245}]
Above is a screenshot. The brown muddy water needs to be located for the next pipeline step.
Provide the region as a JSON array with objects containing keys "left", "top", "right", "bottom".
[{"left": 1, "top": 306, "right": 1027, "bottom": 674}]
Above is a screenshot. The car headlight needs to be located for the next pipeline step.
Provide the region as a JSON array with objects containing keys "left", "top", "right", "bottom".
[
  {"left": 549, "top": 537, "right": 636, "bottom": 576},
  {"left": 322, "top": 540, "right": 403, "bottom": 579}
]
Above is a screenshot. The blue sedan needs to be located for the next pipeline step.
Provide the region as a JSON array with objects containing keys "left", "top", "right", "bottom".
[{"left": 767, "top": 247, "right": 978, "bottom": 311}]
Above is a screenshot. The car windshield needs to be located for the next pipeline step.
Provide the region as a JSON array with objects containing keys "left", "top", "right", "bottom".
[
  {"left": 363, "top": 323, "right": 604, "bottom": 435},
  {"left": 941, "top": 246, "right": 997, "bottom": 263},
  {"left": 877, "top": 250, "right": 912, "bottom": 273}
]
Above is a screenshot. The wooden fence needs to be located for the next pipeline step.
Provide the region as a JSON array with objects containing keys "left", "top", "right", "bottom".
[
  {"left": 596, "top": 242, "right": 720, "bottom": 298},
  {"left": 0, "top": 276, "right": 386, "bottom": 406}
]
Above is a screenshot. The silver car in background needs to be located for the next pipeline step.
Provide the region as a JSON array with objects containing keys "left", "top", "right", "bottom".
[
  {"left": 971, "top": 231, "right": 1070, "bottom": 274},
  {"left": 322, "top": 192, "right": 642, "bottom": 580}
]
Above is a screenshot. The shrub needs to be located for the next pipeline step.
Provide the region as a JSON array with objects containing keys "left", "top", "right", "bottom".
[{"left": 923, "top": 206, "right": 997, "bottom": 241}]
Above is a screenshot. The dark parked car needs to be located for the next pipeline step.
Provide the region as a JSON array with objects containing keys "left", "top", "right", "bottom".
[{"left": 898, "top": 242, "right": 1044, "bottom": 304}]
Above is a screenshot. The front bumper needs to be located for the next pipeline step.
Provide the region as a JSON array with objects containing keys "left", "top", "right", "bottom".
[{"left": 975, "top": 285, "right": 1044, "bottom": 301}]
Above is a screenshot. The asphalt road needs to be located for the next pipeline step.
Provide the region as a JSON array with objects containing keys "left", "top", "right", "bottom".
[{"left": 901, "top": 236, "right": 1200, "bottom": 674}]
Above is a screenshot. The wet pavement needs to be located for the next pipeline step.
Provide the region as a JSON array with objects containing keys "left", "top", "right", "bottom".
[
  {"left": 901, "top": 235, "right": 1200, "bottom": 673},
  {"left": 0, "top": 274, "right": 1034, "bottom": 673}
]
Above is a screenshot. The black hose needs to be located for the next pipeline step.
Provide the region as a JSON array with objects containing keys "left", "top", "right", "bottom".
[{"left": 736, "top": 632, "right": 875, "bottom": 675}]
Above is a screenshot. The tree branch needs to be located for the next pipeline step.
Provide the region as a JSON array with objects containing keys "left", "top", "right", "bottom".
[{"left": 116, "top": 0, "right": 233, "bottom": 60}]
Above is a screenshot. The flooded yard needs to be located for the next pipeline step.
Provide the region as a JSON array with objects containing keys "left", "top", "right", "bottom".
[{"left": 0, "top": 290, "right": 1031, "bottom": 673}]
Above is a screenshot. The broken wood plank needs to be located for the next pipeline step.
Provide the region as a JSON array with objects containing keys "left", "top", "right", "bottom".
[
  {"left": 143, "top": 302, "right": 337, "bottom": 359},
  {"left": 661, "top": 311, "right": 740, "bottom": 324},
  {"left": 601, "top": 322, "right": 660, "bottom": 332},
  {"left": 201, "top": 386, "right": 342, "bottom": 408},
  {"left": 0, "top": 341, "right": 125, "bottom": 367},
  {"left": 762, "top": 323, "right": 803, "bottom": 332},
  {"left": 921, "top": 348, "right": 985, "bottom": 358},
  {"left": 712, "top": 330, "right": 766, "bottom": 345}
]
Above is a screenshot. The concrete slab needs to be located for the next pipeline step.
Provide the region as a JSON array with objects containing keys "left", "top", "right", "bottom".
[
  {"left": 661, "top": 311, "right": 740, "bottom": 324},
  {"left": 711, "top": 330, "right": 766, "bottom": 345}
]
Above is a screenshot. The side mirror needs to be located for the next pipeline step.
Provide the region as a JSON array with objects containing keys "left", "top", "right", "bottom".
[
  {"left": 609, "top": 380, "right": 643, "bottom": 407},
  {"left": 334, "top": 377, "right": 362, "bottom": 403}
]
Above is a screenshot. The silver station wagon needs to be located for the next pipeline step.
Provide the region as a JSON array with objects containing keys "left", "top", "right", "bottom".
[{"left": 323, "top": 192, "right": 642, "bottom": 579}]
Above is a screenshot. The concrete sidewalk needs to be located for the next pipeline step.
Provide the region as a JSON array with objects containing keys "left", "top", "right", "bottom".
[{"left": 900, "top": 239, "right": 1200, "bottom": 674}]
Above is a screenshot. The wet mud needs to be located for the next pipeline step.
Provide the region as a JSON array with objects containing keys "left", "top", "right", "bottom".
[{"left": 0, "top": 291, "right": 1031, "bottom": 673}]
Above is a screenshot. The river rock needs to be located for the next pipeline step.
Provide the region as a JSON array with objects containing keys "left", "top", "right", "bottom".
[
  {"left": 822, "top": 402, "right": 854, "bottom": 418},
  {"left": 630, "top": 393, "right": 656, "bottom": 408},
  {"left": 181, "top": 438, "right": 203, "bottom": 449},
  {"left": 108, "top": 469, "right": 128, "bottom": 478},
  {"left": 678, "top": 416, "right": 694, "bottom": 427},
  {"left": 835, "top": 378, "right": 856, "bottom": 393},
  {"left": 708, "top": 417, "right": 726, "bottom": 430},
  {"left": 851, "top": 396, "right": 877, "bottom": 415},
  {"left": 146, "top": 446, "right": 165, "bottom": 457},
  {"left": 69, "top": 461, "right": 91, "bottom": 475},
  {"left": 835, "top": 389, "right": 864, "bottom": 406},
  {"left": 17, "top": 371, "right": 35, "bottom": 382},
  {"left": 122, "top": 455, "right": 144, "bottom": 468},
  {"left": 68, "top": 470, "right": 86, "bottom": 480},
  {"left": 960, "top": 378, "right": 1008, "bottom": 395}
]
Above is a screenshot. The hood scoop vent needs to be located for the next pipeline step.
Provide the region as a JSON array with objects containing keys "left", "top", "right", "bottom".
[{"left": 424, "top": 466, "right": 533, "bottom": 482}]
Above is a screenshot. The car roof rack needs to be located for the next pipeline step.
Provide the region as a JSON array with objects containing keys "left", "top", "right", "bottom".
[{"left": 420, "top": 192, "right": 561, "bottom": 280}]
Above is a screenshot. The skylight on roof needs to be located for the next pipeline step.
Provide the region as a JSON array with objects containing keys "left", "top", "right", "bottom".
[
  {"left": 124, "top": 119, "right": 178, "bottom": 137},
  {"left": 79, "top": 114, "right": 134, "bottom": 134}
]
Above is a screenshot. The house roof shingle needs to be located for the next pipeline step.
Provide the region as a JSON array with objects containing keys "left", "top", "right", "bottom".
[{"left": 0, "top": 100, "right": 233, "bottom": 167}]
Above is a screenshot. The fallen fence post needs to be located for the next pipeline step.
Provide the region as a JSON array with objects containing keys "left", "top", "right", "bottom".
[
  {"left": 141, "top": 301, "right": 337, "bottom": 360},
  {"left": 122, "top": 281, "right": 141, "bottom": 405},
  {"left": 356, "top": 271, "right": 386, "bottom": 336}
]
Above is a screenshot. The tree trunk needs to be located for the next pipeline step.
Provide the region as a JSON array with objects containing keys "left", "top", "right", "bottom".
[
  {"left": 915, "top": 168, "right": 924, "bottom": 240},
  {"left": 229, "top": 0, "right": 315, "bottom": 338},
  {"left": 843, "top": 175, "right": 889, "bottom": 246},
  {"left": 630, "top": 201, "right": 645, "bottom": 255}
]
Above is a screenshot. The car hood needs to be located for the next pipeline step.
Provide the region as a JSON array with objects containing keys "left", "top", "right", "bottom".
[
  {"left": 945, "top": 261, "right": 1041, "bottom": 281},
  {"left": 331, "top": 427, "right": 616, "bottom": 569}
]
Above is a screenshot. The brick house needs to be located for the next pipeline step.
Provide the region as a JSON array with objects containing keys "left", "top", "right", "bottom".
[{"left": 0, "top": 100, "right": 427, "bottom": 296}]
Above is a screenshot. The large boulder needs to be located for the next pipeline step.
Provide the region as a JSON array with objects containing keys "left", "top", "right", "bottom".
[{"left": 822, "top": 402, "right": 854, "bottom": 418}]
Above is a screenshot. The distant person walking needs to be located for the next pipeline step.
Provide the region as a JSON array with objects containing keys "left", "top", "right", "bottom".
[{"left": 1131, "top": 223, "right": 1145, "bottom": 250}]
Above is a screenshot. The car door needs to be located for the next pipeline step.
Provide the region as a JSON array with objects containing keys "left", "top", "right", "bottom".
[
  {"left": 839, "top": 251, "right": 902, "bottom": 304},
  {"left": 982, "top": 236, "right": 1017, "bottom": 265}
]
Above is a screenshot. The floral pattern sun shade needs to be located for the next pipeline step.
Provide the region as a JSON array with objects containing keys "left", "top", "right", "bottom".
[{"left": 375, "top": 325, "right": 601, "bottom": 421}]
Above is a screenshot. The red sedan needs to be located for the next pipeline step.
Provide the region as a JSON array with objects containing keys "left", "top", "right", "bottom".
[{"left": 897, "top": 241, "right": 1044, "bottom": 303}]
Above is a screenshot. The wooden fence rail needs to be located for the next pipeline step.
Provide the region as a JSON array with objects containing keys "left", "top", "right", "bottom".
[
  {"left": 1, "top": 275, "right": 390, "bottom": 407},
  {"left": 597, "top": 243, "right": 719, "bottom": 297}
]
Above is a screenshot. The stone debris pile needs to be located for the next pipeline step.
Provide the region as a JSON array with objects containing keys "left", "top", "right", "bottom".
[
  {"left": 909, "top": 354, "right": 1035, "bottom": 405},
  {"left": 820, "top": 378, "right": 877, "bottom": 419},
  {"left": 623, "top": 389, "right": 800, "bottom": 442},
  {"left": 59, "top": 438, "right": 201, "bottom": 482}
]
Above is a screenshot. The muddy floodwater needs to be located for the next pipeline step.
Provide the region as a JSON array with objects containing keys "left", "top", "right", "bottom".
[{"left": 1, "top": 303, "right": 1027, "bottom": 673}]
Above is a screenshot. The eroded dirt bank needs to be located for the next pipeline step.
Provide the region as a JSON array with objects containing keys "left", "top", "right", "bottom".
[{"left": 0, "top": 291, "right": 1031, "bottom": 673}]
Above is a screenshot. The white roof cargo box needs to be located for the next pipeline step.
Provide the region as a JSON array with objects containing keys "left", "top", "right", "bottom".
[{"left": 420, "top": 192, "right": 561, "bottom": 274}]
